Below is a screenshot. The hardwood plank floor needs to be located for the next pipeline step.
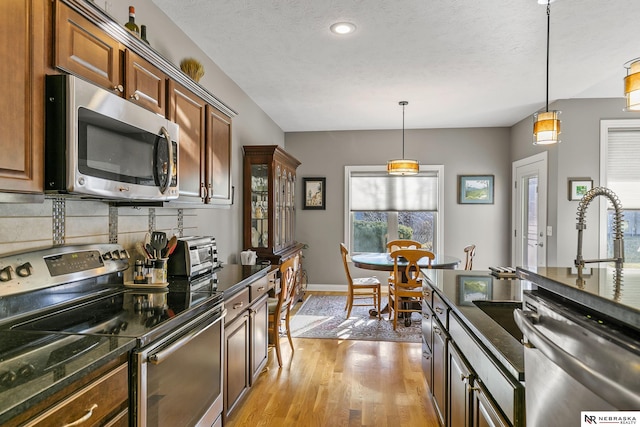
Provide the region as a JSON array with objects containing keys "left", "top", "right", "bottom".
[{"left": 225, "top": 337, "right": 440, "bottom": 426}]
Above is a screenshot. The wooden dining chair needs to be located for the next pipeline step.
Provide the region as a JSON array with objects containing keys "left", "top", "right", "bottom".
[
  {"left": 385, "top": 239, "right": 423, "bottom": 287},
  {"left": 268, "top": 256, "right": 297, "bottom": 367},
  {"left": 388, "top": 248, "right": 434, "bottom": 330},
  {"left": 340, "top": 243, "right": 381, "bottom": 318},
  {"left": 464, "top": 244, "right": 476, "bottom": 270}
]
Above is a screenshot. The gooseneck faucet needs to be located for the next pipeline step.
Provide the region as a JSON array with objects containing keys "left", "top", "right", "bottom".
[{"left": 575, "top": 187, "right": 625, "bottom": 268}]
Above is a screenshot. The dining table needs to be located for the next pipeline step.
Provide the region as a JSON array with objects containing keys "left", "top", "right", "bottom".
[
  {"left": 350, "top": 252, "right": 461, "bottom": 320},
  {"left": 351, "top": 252, "right": 461, "bottom": 271}
]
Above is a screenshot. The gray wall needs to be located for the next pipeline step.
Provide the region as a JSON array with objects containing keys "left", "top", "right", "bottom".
[
  {"left": 510, "top": 98, "right": 640, "bottom": 266},
  {"left": 286, "top": 127, "right": 512, "bottom": 287}
]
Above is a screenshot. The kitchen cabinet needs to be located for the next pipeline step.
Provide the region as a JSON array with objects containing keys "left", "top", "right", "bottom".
[
  {"left": 0, "top": 0, "right": 45, "bottom": 195},
  {"left": 168, "top": 80, "right": 207, "bottom": 202},
  {"left": 249, "top": 269, "right": 276, "bottom": 383},
  {"left": 168, "top": 82, "right": 234, "bottom": 205},
  {"left": 243, "top": 145, "right": 304, "bottom": 299},
  {"left": 55, "top": 2, "right": 167, "bottom": 117},
  {"left": 422, "top": 274, "right": 525, "bottom": 427},
  {"left": 224, "top": 296, "right": 250, "bottom": 418},
  {"left": 5, "top": 355, "right": 129, "bottom": 427}
]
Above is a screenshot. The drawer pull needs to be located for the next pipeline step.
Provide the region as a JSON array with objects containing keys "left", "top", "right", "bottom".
[
  {"left": 435, "top": 307, "right": 444, "bottom": 314},
  {"left": 422, "top": 313, "right": 430, "bottom": 319},
  {"left": 62, "top": 404, "right": 98, "bottom": 427},
  {"left": 434, "top": 326, "right": 441, "bottom": 335},
  {"left": 257, "top": 286, "right": 265, "bottom": 292},
  {"left": 233, "top": 302, "right": 244, "bottom": 309}
]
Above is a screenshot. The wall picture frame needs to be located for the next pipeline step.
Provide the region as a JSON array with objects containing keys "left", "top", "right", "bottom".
[
  {"left": 458, "top": 175, "right": 494, "bottom": 204},
  {"left": 303, "top": 177, "right": 326, "bottom": 210},
  {"left": 457, "top": 275, "right": 493, "bottom": 306},
  {"left": 568, "top": 178, "right": 593, "bottom": 201}
]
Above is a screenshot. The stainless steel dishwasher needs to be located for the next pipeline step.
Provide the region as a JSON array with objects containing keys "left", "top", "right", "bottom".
[{"left": 514, "top": 290, "right": 640, "bottom": 427}]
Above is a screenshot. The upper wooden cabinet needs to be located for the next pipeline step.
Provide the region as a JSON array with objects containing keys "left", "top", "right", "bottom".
[
  {"left": 168, "top": 80, "right": 207, "bottom": 203},
  {"left": 55, "top": 2, "right": 123, "bottom": 95},
  {"left": 206, "top": 105, "right": 232, "bottom": 204},
  {"left": 124, "top": 50, "right": 167, "bottom": 116},
  {"left": 0, "top": 0, "right": 45, "bottom": 195}
]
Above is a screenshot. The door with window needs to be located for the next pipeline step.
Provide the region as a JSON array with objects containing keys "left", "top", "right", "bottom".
[{"left": 513, "top": 153, "right": 547, "bottom": 267}]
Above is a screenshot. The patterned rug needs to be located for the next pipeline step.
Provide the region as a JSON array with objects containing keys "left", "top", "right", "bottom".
[{"left": 290, "top": 294, "right": 421, "bottom": 343}]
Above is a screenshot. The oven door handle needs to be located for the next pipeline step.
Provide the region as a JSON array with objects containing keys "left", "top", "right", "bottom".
[{"left": 148, "top": 309, "right": 226, "bottom": 365}]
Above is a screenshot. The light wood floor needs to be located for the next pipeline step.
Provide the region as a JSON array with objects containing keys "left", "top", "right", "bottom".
[{"left": 225, "top": 294, "right": 440, "bottom": 427}]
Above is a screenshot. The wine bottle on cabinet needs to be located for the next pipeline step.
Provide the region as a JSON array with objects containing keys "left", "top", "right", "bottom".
[
  {"left": 141, "top": 25, "right": 150, "bottom": 45},
  {"left": 124, "top": 6, "right": 140, "bottom": 37}
]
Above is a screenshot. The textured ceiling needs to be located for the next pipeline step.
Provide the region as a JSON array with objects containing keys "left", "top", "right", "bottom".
[{"left": 151, "top": 0, "right": 640, "bottom": 132}]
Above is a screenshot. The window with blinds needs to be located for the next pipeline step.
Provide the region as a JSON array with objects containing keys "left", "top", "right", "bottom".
[{"left": 345, "top": 166, "right": 443, "bottom": 254}]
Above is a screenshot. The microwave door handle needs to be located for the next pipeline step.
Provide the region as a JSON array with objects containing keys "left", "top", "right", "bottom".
[{"left": 159, "top": 126, "right": 173, "bottom": 194}]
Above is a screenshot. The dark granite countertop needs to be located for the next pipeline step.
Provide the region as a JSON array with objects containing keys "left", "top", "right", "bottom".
[
  {"left": 0, "top": 331, "right": 135, "bottom": 425},
  {"left": 215, "top": 263, "right": 274, "bottom": 298},
  {"left": 517, "top": 266, "right": 640, "bottom": 330},
  {"left": 423, "top": 270, "right": 527, "bottom": 381}
]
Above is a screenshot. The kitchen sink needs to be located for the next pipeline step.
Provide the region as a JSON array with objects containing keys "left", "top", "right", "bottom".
[{"left": 472, "top": 300, "right": 523, "bottom": 341}]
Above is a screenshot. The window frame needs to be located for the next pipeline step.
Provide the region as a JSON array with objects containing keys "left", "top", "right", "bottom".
[
  {"left": 600, "top": 119, "right": 640, "bottom": 259},
  {"left": 343, "top": 164, "right": 444, "bottom": 255}
]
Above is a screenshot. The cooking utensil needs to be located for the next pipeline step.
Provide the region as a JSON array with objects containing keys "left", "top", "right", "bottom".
[
  {"left": 163, "top": 235, "right": 178, "bottom": 258},
  {"left": 151, "top": 232, "right": 167, "bottom": 258}
]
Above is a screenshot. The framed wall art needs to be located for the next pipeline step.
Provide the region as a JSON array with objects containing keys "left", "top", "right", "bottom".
[
  {"left": 458, "top": 175, "right": 494, "bottom": 204},
  {"left": 303, "top": 177, "right": 326, "bottom": 210},
  {"left": 568, "top": 178, "right": 593, "bottom": 201}
]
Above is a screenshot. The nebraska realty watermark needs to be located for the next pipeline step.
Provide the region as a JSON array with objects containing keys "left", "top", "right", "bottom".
[{"left": 582, "top": 412, "right": 639, "bottom": 426}]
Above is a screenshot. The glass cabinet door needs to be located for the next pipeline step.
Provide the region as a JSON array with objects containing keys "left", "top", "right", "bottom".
[{"left": 250, "top": 164, "right": 268, "bottom": 248}]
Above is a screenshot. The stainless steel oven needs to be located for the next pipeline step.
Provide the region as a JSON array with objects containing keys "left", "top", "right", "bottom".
[{"left": 0, "top": 244, "right": 225, "bottom": 427}]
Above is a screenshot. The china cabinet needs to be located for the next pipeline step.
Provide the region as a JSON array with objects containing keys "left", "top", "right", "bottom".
[{"left": 242, "top": 146, "right": 304, "bottom": 276}]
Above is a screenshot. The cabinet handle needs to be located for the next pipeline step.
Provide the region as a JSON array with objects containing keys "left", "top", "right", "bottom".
[
  {"left": 422, "top": 313, "right": 430, "bottom": 320},
  {"left": 130, "top": 93, "right": 140, "bottom": 100},
  {"left": 62, "top": 403, "right": 98, "bottom": 427},
  {"left": 460, "top": 374, "right": 469, "bottom": 382},
  {"left": 435, "top": 306, "right": 444, "bottom": 314},
  {"left": 257, "top": 286, "right": 265, "bottom": 292},
  {"left": 113, "top": 84, "right": 123, "bottom": 93},
  {"left": 423, "top": 290, "right": 430, "bottom": 297},
  {"left": 433, "top": 326, "right": 442, "bottom": 335},
  {"left": 233, "top": 302, "right": 244, "bottom": 309}
]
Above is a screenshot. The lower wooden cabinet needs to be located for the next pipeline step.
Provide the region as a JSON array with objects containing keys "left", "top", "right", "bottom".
[
  {"left": 448, "top": 343, "right": 472, "bottom": 427},
  {"left": 250, "top": 294, "right": 269, "bottom": 383},
  {"left": 432, "top": 317, "right": 448, "bottom": 426},
  {"left": 21, "top": 362, "right": 128, "bottom": 427},
  {"left": 224, "top": 307, "right": 250, "bottom": 417},
  {"left": 473, "top": 381, "right": 510, "bottom": 427}
]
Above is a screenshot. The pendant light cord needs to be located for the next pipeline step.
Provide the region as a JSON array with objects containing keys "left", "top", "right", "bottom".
[
  {"left": 400, "top": 100, "right": 408, "bottom": 159},
  {"left": 546, "top": 0, "right": 551, "bottom": 112}
]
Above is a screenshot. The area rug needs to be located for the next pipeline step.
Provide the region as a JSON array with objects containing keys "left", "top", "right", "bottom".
[{"left": 290, "top": 294, "right": 421, "bottom": 343}]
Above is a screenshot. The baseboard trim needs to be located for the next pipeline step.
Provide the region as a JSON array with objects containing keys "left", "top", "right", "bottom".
[{"left": 306, "top": 283, "right": 348, "bottom": 292}]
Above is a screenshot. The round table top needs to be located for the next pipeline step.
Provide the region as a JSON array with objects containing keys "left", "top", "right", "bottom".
[{"left": 351, "top": 252, "right": 461, "bottom": 271}]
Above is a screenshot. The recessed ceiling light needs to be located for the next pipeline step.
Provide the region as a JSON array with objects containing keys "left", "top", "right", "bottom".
[{"left": 330, "top": 22, "right": 356, "bottom": 35}]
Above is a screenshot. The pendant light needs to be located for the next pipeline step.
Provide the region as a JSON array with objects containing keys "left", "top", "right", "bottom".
[
  {"left": 387, "top": 101, "right": 419, "bottom": 175},
  {"left": 533, "top": 0, "right": 561, "bottom": 145},
  {"left": 624, "top": 58, "right": 640, "bottom": 111}
]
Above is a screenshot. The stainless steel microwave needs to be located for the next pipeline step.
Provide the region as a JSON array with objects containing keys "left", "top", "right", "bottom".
[{"left": 45, "top": 74, "right": 179, "bottom": 201}]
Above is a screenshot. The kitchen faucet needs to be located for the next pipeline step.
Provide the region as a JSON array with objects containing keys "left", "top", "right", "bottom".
[{"left": 575, "top": 187, "right": 625, "bottom": 268}]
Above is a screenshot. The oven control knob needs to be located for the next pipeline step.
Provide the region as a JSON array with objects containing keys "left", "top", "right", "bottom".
[
  {"left": 103, "top": 252, "right": 112, "bottom": 261},
  {"left": 111, "top": 250, "right": 121, "bottom": 260},
  {"left": 17, "top": 363, "right": 35, "bottom": 379},
  {"left": 16, "top": 262, "right": 33, "bottom": 278},
  {"left": 0, "top": 370, "right": 17, "bottom": 387},
  {"left": 0, "top": 266, "right": 14, "bottom": 282}
]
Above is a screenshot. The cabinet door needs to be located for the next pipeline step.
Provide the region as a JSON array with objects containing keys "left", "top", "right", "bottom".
[
  {"left": 124, "top": 50, "right": 166, "bottom": 116},
  {"left": 55, "top": 2, "right": 123, "bottom": 94},
  {"left": 168, "top": 80, "right": 206, "bottom": 202},
  {"left": 250, "top": 295, "right": 268, "bottom": 383},
  {"left": 205, "top": 105, "right": 232, "bottom": 204},
  {"left": 473, "top": 383, "right": 510, "bottom": 427},
  {"left": 449, "top": 344, "right": 472, "bottom": 427},
  {"left": 432, "top": 318, "right": 448, "bottom": 426},
  {"left": 0, "top": 0, "right": 45, "bottom": 193},
  {"left": 224, "top": 313, "right": 250, "bottom": 417},
  {"left": 421, "top": 308, "right": 433, "bottom": 392}
]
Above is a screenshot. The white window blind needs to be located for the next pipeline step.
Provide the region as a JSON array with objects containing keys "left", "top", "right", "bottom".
[
  {"left": 607, "top": 129, "right": 640, "bottom": 209},
  {"left": 350, "top": 173, "right": 438, "bottom": 211}
]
